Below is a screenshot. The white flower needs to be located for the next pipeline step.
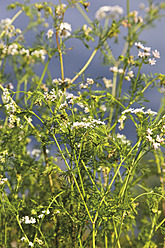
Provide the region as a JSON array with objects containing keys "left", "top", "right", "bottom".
[
  {"left": 156, "top": 135, "right": 164, "bottom": 143},
  {"left": 84, "top": 107, "right": 90, "bottom": 113},
  {"left": 56, "top": 4, "right": 66, "bottom": 15},
  {"left": 31, "top": 149, "right": 41, "bottom": 157},
  {"left": 21, "top": 216, "right": 36, "bottom": 224},
  {"left": 0, "top": 178, "right": 8, "bottom": 185},
  {"left": 135, "top": 42, "right": 144, "bottom": 49},
  {"left": 100, "top": 104, "right": 106, "bottom": 111},
  {"left": 132, "top": 107, "right": 145, "bottom": 114},
  {"left": 145, "top": 108, "right": 157, "bottom": 116},
  {"left": 143, "top": 46, "right": 151, "bottom": 52},
  {"left": 152, "top": 49, "right": 160, "bottom": 58},
  {"left": 20, "top": 48, "right": 30, "bottom": 57},
  {"left": 38, "top": 213, "right": 44, "bottom": 219},
  {"left": 138, "top": 51, "right": 150, "bottom": 58},
  {"left": 95, "top": 5, "right": 124, "bottom": 20},
  {"left": 20, "top": 237, "right": 26, "bottom": 242},
  {"left": 46, "top": 29, "right": 54, "bottom": 39},
  {"left": 31, "top": 49, "right": 47, "bottom": 61},
  {"left": 110, "top": 66, "right": 118, "bottom": 73},
  {"left": 86, "top": 78, "right": 94, "bottom": 84},
  {"left": 29, "top": 241, "right": 34, "bottom": 247},
  {"left": 118, "top": 68, "right": 124, "bottom": 74},
  {"left": 148, "top": 58, "right": 156, "bottom": 65},
  {"left": 146, "top": 128, "right": 153, "bottom": 135},
  {"left": 59, "top": 22, "right": 72, "bottom": 38},
  {"left": 122, "top": 108, "right": 134, "bottom": 114},
  {"left": 153, "top": 142, "right": 160, "bottom": 150},
  {"left": 146, "top": 135, "right": 153, "bottom": 142},
  {"left": 103, "top": 77, "right": 112, "bottom": 88}
]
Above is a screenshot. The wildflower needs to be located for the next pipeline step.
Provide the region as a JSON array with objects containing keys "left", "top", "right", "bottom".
[
  {"left": 146, "top": 128, "right": 153, "bottom": 135},
  {"left": 20, "top": 237, "right": 26, "bottom": 242},
  {"left": 20, "top": 48, "right": 30, "bottom": 57},
  {"left": 138, "top": 51, "right": 150, "bottom": 58},
  {"left": 145, "top": 108, "right": 157, "bottom": 116},
  {"left": 118, "top": 115, "right": 127, "bottom": 130},
  {"left": 135, "top": 42, "right": 144, "bottom": 49},
  {"left": 95, "top": 5, "right": 124, "bottom": 20},
  {"left": 148, "top": 58, "right": 156, "bottom": 65},
  {"left": 31, "top": 149, "right": 41, "bottom": 157},
  {"left": 7, "top": 43, "right": 19, "bottom": 55},
  {"left": 59, "top": 101, "right": 68, "bottom": 109},
  {"left": 103, "top": 77, "right": 112, "bottom": 88},
  {"left": 56, "top": 4, "right": 66, "bottom": 16},
  {"left": 132, "top": 107, "right": 145, "bottom": 114},
  {"left": 8, "top": 82, "right": 14, "bottom": 89},
  {"left": 143, "top": 46, "right": 151, "bottom": 52},
  {"left": 100, "top": 104, "right": 106, "bottom": 111},
  {"left": 84, "top": 107, "right": 90, "bottom": 113},
  {"left": 125, "top": 70, "right": 134, "bottom": 81},
  {"left": 59, "top": 22, "right": 72, "bottom": 38},
  {"left": 118, "top": 68, "right": 124, "bottom": 74},
  {"left": 0, "top": 178, "right": 7, "bottom": 185},
  {"left": 83, "top": 24, "right": 92, "bottom": 36},
  {"left": 46, "top": 29, "right": 54, "bottom": 39},
  {"left": 156, "top": 135, "right": 164, "bottom": 143},
  {"left": 29, "top": 242, "right": 34, "bottom": 247},
  {"left": 21, "top": 216, "right": 36, "bottom": 224},
  {"left": 153, "top": 142, "right": 160, "bottom": 150},
  {"left": 122, "top": 108, "right": 134, "bottom": 114},
  {"left": 152, "top": 50, "right": 160, "bottom": 58},
  {"left": 146, "top": 135, "right": 153, "bottom": 142},
  {"left": 110, "top": 66, "right": 118, "bottom": 73},
  {"left": 87, "top": 78, "right": 94, "bottom": 84},
  {"left": 31, "top": 49, "right": 47, "bottom": 61}
]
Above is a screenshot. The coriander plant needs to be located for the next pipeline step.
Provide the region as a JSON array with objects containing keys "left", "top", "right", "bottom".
[{"left": 0, "top": 0, "right": 165, "bottom": 247}]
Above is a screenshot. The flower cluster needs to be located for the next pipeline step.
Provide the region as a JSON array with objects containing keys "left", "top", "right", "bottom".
[
  {"left": 146, "top": 127, "right": 165, "bottom": 150},
  {"left": 20, "top": 237, "right": 34, "bottom": 247},
  {"left": 0, "top": 177, "right": 7, "bottom": 185},
  {"left": 2, "top": 88, "right": 21, "bottom": 128},
  {"left": 79, "top": 78, "right": 94, "bottom": 89},
  {"left": 70, "top": 117, "right": 105, "bottom": 130},
  {"left": 115, "top": 133, "right": 131, "bottom": 146},
  {"left": 95, "top": 5, "right": 124, "bottom": 20},
  {"left": 20, "top": 216, "right": 36, "bottom": 224},
  {"left": 38, "top": 209, "right": 50, "bottom": 219},
  {"left": 110, "top": 67, "right": 135, "bottom": 81},
  {"left": 59, "top": 22, "right": 72, "bottom": 38},
  {"left": 118, "top": 107, "right": 157, "bottom": 130},
  {"left": 46, "top": 28, "right": 54, "bottom": 39},
  {"left": 0, "top": 42, "right": 47, "bottom": 61},
  {"left": 135, "top": 42, "right": 160, "bottom": 65},
  {"left": 55, "top": 4, "right": 66, "bottom": 16},
  {"left": 0, "top": 18, "right": 22, "bottom": 38}
]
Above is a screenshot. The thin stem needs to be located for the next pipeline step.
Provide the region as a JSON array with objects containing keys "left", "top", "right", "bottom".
[
  {"left": 56, "top": 32, "right": 64, "bottom": 80},
  {"left": 71, "top": 48, "right": 98, "bottom": 84},
  {"left": 43, "top": 145, "right": 55, "bottom": 193},
  {"left": 92, "top": 222, "right": 96, "bottom": 248},
  {"left": 94, "top": 141, "right": 140, "bottom": 224},
  {"left": 36, "top": 58, "right": 51, "bottom": 90},
  {"left": 0, "top": 10, "right": 23, "bottom": 39}
]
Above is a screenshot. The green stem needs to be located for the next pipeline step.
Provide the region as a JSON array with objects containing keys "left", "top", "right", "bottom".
[
  {"left": 52, "top": 133, "right": 93, "bottom": 223},
  {"left": 71, "top": 48, "right": 98, "bottom": 84},
  {"left": 16, "top": 214, "right": 30, "bottom": 243},
  {"left": 94, "top": 141, "right": 140, "bottom": 224},
  {"left": 36, "top": 58, "right": 51, "bottom": 90},
  {"left": 75, "top": 3, "right": 93, "bottom": 26},
  {"left": 92, "top": 222, "right": 96, "bottom": 248},
  {"left": 0, "top": 10, "right": 23, "bottom": 39}
]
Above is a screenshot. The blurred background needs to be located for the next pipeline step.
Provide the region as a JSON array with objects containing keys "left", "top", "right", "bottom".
[{"left": 0, "top": 0, "right": 165, "bottom": 140}]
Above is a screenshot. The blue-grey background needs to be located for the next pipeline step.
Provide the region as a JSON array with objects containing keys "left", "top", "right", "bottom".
[{"left": 0, "top": 0, "right": 165, "bottom": 142}]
